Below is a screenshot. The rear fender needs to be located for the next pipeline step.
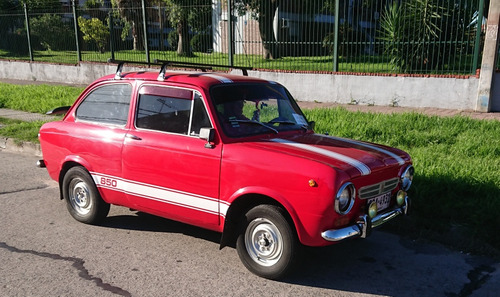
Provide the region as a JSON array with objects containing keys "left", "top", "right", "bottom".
[{"left": 57, "top": 156, "right": 94, "bottom": 200}]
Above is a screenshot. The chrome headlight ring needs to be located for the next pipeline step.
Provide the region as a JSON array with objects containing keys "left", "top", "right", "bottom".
[
  {"left": 401, "top": 165, "right": 414, "bottom": 191},
  {"left": 335, "top": 182, "right": 356, "bottom": 215}
]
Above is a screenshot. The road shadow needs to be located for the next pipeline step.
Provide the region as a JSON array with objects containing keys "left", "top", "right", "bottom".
[
  {"left": 96, "top": 210, "right": 488, "bottom": 296},
  {"left": 100, "top": 211, "right": 221, "bottom": 245}
]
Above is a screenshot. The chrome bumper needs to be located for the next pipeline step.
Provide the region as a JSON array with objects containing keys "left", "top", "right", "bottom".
[{"left": 321, "top": 196, "right": 410, "bottom": 242}]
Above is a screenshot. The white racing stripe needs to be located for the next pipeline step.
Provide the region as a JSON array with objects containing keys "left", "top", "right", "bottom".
[
  {"left": 322, "top": 135, "right": 405, "bottom": 165},
  {"left": 201, "top": 74, "right": 233, "bottom": 83},
  {"left": 91, "top": 173, "right": 229, "bottom": 217},
  {"left": 271, "top": 138, "right": 371, "bottom": 175}
]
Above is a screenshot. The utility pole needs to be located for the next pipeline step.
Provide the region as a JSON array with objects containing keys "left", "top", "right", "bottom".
[{"left": 476, "top": 0, "right": 500, "bottom": 112}]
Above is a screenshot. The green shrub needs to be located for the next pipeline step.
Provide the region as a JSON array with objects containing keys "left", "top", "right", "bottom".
[
  {"left": 190, "top": 33, "right": 211, "bottom": 53},
  {"left": 78, "top": 17, "right": 109, "bottom": 53},
  {"left": 30, "top": 14, "right": 75, "bottom": 51}
]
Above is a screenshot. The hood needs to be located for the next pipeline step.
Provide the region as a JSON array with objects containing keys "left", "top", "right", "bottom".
[{"left": 254, "top": 134, "right": 410, "bottom": 178}]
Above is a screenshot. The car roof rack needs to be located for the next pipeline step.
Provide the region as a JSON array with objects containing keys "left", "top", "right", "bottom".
[
  {"left": 107, "top": 59, "right": 154, "bottom": 80},
  {"left": 108, "top": 59, "right": 253, "bottom": 81},
  {"left": 154, "top": 59, "right": 252, "bottom": 77}
]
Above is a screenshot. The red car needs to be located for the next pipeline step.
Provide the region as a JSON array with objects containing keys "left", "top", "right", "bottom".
[{"left": 38, "top": 62, "right": 414, "bottom": 279}]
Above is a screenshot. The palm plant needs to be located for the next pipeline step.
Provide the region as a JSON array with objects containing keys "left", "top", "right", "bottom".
[{"left": 380, "top": 0, "right": 446, "bottom": 73}]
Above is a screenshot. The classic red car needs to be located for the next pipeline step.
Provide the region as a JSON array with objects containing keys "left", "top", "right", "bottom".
[{"left": 38, "top": 61, "right": 413, "bottom": 279}]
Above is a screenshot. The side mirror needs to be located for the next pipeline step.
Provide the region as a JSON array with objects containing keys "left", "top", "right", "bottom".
[
  {"left": 46, "top": 106, "right": 71, "bottom": 115},
  {"left": 199, "top": 128, "right": 215, "bottom": 142},
  {"left": 308, "top": 121, "right": 316, "bottom": 130},
  {"left": 199, "top": 128, "right": 215, "bottom": 148}
]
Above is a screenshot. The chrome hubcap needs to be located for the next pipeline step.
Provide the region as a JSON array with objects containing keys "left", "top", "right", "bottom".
[
  {"left": 245, "top": 218, "right": 283, "bottom": 266},
  {"left": 69, "top": 179, "right": 92, "bottom": 215}
]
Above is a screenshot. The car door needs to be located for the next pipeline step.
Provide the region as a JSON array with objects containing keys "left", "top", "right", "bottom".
[
  {"left": 71, "top": 82, "right": 132, "bottom": 205},
  {"left": 121, "top": 85, "right": 222, "bottom": 229}
]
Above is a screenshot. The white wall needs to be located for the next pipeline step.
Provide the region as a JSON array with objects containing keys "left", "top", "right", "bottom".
[
  {"left": 248, "top": 71, "right": 480, "bottom": 110},
  {"left": 0, "top": 60, "right": 484, "bottom": 111}
]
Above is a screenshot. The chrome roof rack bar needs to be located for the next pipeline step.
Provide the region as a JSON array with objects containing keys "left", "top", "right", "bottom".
[
  {"left": 154, "top": 59, "right": 253, "bottom": 76},
  {"left": 108, "top": 59, "right": 156, "bottom": 79},
  {"left": 107, "top": 59, "right": 254, "bottom": 82}
]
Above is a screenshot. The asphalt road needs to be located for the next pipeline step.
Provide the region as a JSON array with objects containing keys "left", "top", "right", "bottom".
[{"left": 1, "top": 150, "right": 499, "bottom": 297}]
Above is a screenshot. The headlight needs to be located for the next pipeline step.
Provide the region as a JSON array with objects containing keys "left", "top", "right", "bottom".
[
  {"left": 335, "top": 182, "right": 355, "bottom": 214},
  {"left": 401, "top": 165, "right": 414, "bottom": 191}
]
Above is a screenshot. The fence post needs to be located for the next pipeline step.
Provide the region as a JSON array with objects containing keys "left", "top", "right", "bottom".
[
  {"left": 141, "top": 0, "right": 150, "bottom": 64},
  {"left": 72, "top": 0, "right": 82, "bottom": 63},
  {"left": 332, "top": 0, "right": 339, "bottom": 72},
  {"left": 23, "top": 3, "right": 33, "bottom": 62},
  {"left": 472, "top": 0, "right": 485, "bottom": 73},
  {"left": 227, "top": 0, "right": 234, "bottom": 67},
  {"left": 109, "top": 9, "right": 115, "bottom": 61}
]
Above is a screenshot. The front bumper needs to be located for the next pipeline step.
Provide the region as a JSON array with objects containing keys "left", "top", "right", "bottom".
[{"left": 321, "top": 196, "right": 410, "bottom": 242}]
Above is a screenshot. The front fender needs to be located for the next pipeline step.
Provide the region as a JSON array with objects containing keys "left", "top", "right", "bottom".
[{"left": 221, "top": 186, "right": 318, "bottom": 248}]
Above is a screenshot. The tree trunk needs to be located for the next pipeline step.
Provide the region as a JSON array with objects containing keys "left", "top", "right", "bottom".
[
  {"left": 177, "top": 17, "right": 193, "bottom": 56},
  {"left": 258, "top": 0, "right": 280, "bottom": 59}
]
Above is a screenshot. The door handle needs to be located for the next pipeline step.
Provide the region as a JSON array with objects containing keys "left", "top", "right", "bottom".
[{"left": 126, "top": 134, "right": 142, "bottom": 141}]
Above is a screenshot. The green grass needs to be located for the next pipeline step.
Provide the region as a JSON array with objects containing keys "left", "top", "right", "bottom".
[
  {"left": 0, "top": 82, "right": 84, "bottom": 113},
  {"left": 0, "top": 48, "right": 476, "bottom": 74},
  {"left": 0, "top": 83, "right": 499, "bottom": 256},
  {"left": 0, "top": 118, "right": 46, "bottom": 143},
  {"left": 304, "top": 108, "right": 500, "bottom": 256},
  {"left": 0, "top": 49, "right": 397, "bottom": 73}
]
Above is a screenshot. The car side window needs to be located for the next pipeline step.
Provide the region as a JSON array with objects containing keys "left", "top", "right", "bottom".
[
  {"left": 136, "top": 86, "right": 212, "bottom": 136},
  {"left": 76, "top": 84, "right": 132, "bottom": 125}
]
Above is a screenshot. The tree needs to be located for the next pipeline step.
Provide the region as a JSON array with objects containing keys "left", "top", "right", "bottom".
[
  {"left": 22, "top": 0, "right": 62, "bottom": 11},
  {"left": 78, "top": 17, "right": 110, "bottom": 53},
  {"left": 162, "top": 0, "right": 212, "bottom": 57},
  {"left": 0, "top": 0, "right": 18, "bottom": 11},
  {"left": 235, "top": 0, "right": 280, "bottom": 59},
  {"left": 30, "top": 14, "right": 75, "bottom": 51},
  {"left": 234, "top": 0, "right": 318, "bottom": 59},
  {"left": 112, "top": 0, "right": 150, "bottom": 51}
]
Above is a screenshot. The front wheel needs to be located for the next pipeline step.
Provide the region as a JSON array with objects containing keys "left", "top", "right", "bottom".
[
  {"left": 236, "top": 205, "right": 300, "bottom": 279},
  {"left": 62, "top": 166, "right": 110, "bottom": 224}
]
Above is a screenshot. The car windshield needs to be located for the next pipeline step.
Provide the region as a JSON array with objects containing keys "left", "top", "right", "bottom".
[{"left": 211, "top": 83, "right": 310, "bottom": 137}]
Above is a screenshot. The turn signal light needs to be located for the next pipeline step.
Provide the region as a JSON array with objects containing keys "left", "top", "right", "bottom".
[
  {"left": 368, "top": 202, "right": 378, "bottom": 218},
  {"left": 396, "top": 190, "right": 406, "bottom": 206},
  {"left": 309, "top": 179, "right": 318, "bottom": 187}
]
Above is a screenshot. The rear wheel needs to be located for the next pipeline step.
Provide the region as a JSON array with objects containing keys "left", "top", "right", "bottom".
[
  {"left": 236, "top": 205, "right": 299, "bottom": 279},
  {"left": 62, "top": 167, "right": 110, "bottom": 224}
]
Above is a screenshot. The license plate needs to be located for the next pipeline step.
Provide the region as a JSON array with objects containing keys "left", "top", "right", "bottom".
[{"left": 368, "top": 192, "right": 392, "bottom": 212}]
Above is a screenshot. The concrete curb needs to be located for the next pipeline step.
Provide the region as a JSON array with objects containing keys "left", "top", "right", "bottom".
[{"left": 0, "top": 137, "right": 42, "bottom": 156}]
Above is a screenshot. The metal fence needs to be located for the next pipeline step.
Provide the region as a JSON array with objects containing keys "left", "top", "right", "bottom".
[{"left": 0, "top": 0, "right": 488, "bottom": 74}]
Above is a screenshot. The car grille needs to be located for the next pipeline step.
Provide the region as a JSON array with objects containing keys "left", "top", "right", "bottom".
[{"left": 359, "top": 178, "right": 399, "bottom": 199}]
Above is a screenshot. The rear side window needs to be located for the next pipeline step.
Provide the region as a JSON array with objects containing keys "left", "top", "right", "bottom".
[
  {"left": 136, "top": 86, "right": 212, "bottom": 136},
  {"left": 76, "top": 84, "right": 132, "bottom": 125}
]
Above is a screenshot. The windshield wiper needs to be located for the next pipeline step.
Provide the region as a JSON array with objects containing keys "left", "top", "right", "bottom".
[
  {"left": 268, "top": 119, "right": 296, "bottom": 125},
  {"left": 229, "top": 119, "right": 278, "bottom": 134},
  {"left": 268, "top": 119, "right": 309, "bottom": 132}
]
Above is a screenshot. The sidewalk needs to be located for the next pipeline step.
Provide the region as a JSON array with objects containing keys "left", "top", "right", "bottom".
[
  {"left": 0, "top": 108, "right": 58, "bottom": 122},
  {"left": 0, "top": 108, "right": 47, "bottom": 156},
  {"left": 298, "top": 101, "right": 500, "bottom": 122}
]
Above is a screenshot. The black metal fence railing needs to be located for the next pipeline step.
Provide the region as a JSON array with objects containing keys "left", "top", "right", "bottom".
[{"left": 0, "top": 0, "right": 487, "bottom": 75}]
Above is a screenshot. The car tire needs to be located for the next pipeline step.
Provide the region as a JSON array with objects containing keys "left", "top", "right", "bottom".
[
  {"left": 62, "top": 166, "right": 110, "bottom": 224},
  {"left": 236, "top": 205, "right": 299, "bottom": 279}
]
